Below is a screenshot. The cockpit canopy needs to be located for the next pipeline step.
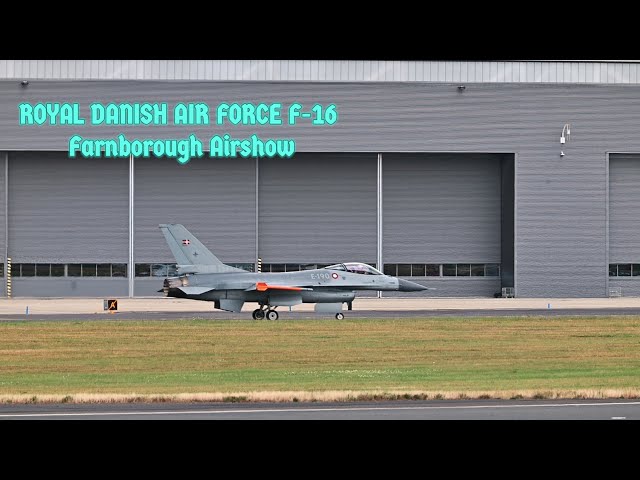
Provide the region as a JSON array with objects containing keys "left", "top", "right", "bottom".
[{"left": 324, "top": 262, "right": 384, "bottom": 275}]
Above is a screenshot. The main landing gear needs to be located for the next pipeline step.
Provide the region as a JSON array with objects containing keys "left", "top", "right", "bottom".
[{"left": 252, "top": 305, "right": 279, "bottom": 320}]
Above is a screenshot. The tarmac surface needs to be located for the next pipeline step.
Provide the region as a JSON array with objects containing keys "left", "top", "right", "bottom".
[
  {"left": 2, "top": 297, "right": 640, "bottom": 320},
  {"left": 3, "top": 308, "right": 640, "bottom": 321},
  {"left": 0, "top": 399, "right": 638, "bottom": 420}
]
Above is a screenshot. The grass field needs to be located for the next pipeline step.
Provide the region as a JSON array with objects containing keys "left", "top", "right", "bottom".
[{"left": 1, "top": 316, "right": 640, "bottom": 403}]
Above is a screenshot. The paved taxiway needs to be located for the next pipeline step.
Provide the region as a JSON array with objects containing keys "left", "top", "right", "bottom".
[
  {"left": 0, "top": 400, "right": 638, "bottom": 420},
  {"left": 2, "top": 308, "right": 640, "bottom": 322}
]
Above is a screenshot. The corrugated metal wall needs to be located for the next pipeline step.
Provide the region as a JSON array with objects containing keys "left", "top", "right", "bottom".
[
  {"left": 383, "top": 154, "right": 501, "bottom": 262},
  {"left": 258, "top": 154, "right": 377, "bottom": 263},
  {"left": 11, "top": 278, "right": 128, "bottom": 297},
  {"left": 382, "top": 153, "right": 502, "bottom": 298},
  {"left": 609, "top": 155, "right": 640, "bottom": 261},
  {"left": 134, "top": 157, "right": 256, "bottom": 263},
  {"left": 2, "top": 60, "right": 640, "bottom": 84},
  {"left": 8, "top": 152, "right": 128, "bottom": 262},
  {"left": 0, "top": 154, "right": 5, "bottom": 296}
]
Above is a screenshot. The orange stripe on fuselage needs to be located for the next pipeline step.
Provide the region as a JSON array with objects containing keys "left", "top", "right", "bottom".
[{"left": 256, "top": 282, "right": 303, "bottom": 292}]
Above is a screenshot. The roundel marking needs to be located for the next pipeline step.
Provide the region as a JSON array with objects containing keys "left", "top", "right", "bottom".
[{"left": 331, "top": 272, "right": 339, "bottom": 279}]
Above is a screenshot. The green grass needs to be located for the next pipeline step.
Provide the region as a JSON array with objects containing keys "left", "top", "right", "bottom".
[{"left": 1, "top": 316, "right": 640, "bottom": 396}]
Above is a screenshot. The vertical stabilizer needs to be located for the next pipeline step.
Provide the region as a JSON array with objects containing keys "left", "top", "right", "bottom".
[{"left": 158, "top": 224, "right": 246, "bottom": 273}]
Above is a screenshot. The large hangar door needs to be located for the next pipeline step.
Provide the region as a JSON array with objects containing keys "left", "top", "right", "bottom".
[
  {"left": 134, "top": 158, "right": 256, "bottom": 296},
  {"left": 0, "top": 154, "right": 5, "bottom": 297},
  {"left": 8, "top": 152, "right": 129, "bottom": 297},
  {"left": 383, "top": 153, "right": 502, "bottom": 297},
  {"left": 609, "top": 154, "right": 640, "bottom": 296},
  {"left": 259, "top": 153, "right": 377, "bottom": 266}
]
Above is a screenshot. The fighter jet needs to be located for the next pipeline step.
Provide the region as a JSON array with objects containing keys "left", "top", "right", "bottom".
[{"left": 159, "top": 224, "right": 431, "bottom": 319}]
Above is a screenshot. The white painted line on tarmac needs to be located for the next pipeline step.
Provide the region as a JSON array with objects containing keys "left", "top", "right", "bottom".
[
  {"left": 611, "top": 416, "right": 627, "bottom": 419},
  {"left": 0, "top": 401, "right": 639, "bottom": 418}
]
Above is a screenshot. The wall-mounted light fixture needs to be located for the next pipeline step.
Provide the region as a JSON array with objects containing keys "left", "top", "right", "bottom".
[
  {"left": 560, "top": 123, "right": 571, "bottom": 157},
  {"left": 560, "top": 123, "right": 571, "bottom": 144}
]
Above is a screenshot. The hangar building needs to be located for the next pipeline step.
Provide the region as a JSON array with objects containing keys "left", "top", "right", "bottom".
[{"left": 1, "top": 60, "right": 639, "bottom": 299}]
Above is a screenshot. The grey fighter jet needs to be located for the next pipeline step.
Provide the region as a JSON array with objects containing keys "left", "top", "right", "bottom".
[{"left": 159, "top": 224, "right": 431, "bottom": 319}]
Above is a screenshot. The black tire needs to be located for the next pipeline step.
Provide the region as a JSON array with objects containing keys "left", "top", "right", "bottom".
[
  {"left": 253, "top": 309, "right": 265, "bottom": 320},
  {"left": 335, "top": 313, "right": 345, "bottom": 320},
  {"left": 267, "top": 310, "right": 279, "bottom": 321}
]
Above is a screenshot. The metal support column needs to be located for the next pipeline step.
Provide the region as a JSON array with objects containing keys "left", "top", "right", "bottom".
[
  {"left": 128, "top": 153, "right": 134, "bottom": 298},
  {"left": 4, "top": 153, "right": 8, "bottom": 298},
  {"left": 377, "top": 153, "right": 383, "bottom": 299},
  {"left": 255, "top": 157, "right": 259, "bottom": 272}
]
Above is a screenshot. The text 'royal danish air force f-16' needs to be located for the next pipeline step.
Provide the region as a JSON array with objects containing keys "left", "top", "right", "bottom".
[{"left": 159, "top": 224, "right": 432, "bottom": 320}]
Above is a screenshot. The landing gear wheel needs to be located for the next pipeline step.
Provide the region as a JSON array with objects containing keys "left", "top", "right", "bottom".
[
  {"left": 335, "top": 313, "right": 345, "bottom": 320},
  {"left": 252, "top": 309, "right": 265, "bottom": 320},
  {"left": 266, "top": 310, "right": 279, "bottom": 321}
]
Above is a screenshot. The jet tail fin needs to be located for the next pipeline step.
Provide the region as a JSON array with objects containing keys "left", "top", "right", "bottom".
[{"left": 158, "top": 224, "right": 247, "bottom": 274}]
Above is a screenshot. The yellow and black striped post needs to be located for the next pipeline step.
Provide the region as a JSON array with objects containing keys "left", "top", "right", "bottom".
[
  {"left": 6, "top": 257, "right": 11, "bottom": 298},
  {"left": 257, "top": 257, "right": 262, "bottom": 273}
]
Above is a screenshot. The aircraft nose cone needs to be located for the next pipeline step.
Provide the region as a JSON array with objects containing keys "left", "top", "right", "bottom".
[{"left": 397, "top": 278, "right": 429, "bottom": 292}]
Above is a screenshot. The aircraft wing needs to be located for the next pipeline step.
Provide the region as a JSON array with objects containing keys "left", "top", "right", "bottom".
[{"left": 245, "top": 282, "right": 313, "bottom": 292}]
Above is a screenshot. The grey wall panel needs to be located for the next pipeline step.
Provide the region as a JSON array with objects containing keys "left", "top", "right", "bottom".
[
  {"left": 259, "top": 154, "right": 377, "bottom": 263},
  {"left": 12, "top": 278, "right": 128, "bottom": 297},
  {"left": 609, "top": 155, "right": 640, "bottom": 262},
  {"left": 135, "top": 279, "right": 166, "bottom": 297},
  {"left": 8, "top": 152, "right": 128, "bottom": 262},
  {"left": 516, "top": 149, "right": 607, "bottom": 298},
  {"left": 609, "top": 279, "right": 640, "bottom": 297},
  {"left": 501, "top": 156, "right": 515, "bottom": 288},
  {"left": 383, "top": 153, "right": 501, "bottom": 263},
  {"left": 383, "top": 278, "right": 501, "bottom": 298},
  {"left": 135, "top": 157, "right": 256, "bottom": 263}
]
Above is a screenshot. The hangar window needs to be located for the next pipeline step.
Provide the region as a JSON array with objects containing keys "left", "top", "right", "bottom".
[
  {"left": 51, "top": 264, "right": 65, "bottom": 277},
  {"left": 135, "top": 264, "right": 151, "bottom": 277},
  {"left": 384, "top": 263, "right": 500, "bottom": 277},
  {"left": 485, "top": 264, "right": 500, "bottom": 277},
  {"left": 21, "top": 264, "right": 35, "bottom": 277},
  {"left": 443, "top": 264, "right": 457, "bottom": 276},
  {"left": 228, "top": 263, "right": 254, "bottom": 272},
  {"left": 397, "top": 264, "right": 411, "bottom": 276},
  {"left": 609, "top": 264, "right": 640, "bottom": 277},
  {"left": 68, "top": 264, "right": 82, "bottom": 277},
  {"left": 0, "top": 263, "right": 3, "bottom": 277},
  {"left": 457, "top": 264, "right": 471, "bottom": 276},
  {"left": 11, "top": 263, "right": 129, "bottom": 277},
  {"left": 425, "top": 264, "right": 440, "bottom": 276},
  {"left": 152, "top": 264, "right": 167, "bottom": 277},
  {"left": 36, "top": 264, "right": 51, "bottom": 277},
  {"left": 112, "top": 264, "right": 127, "bottom": 277},
  {"left": 82, "top": 264, "right": 97, "bottom": 277},
  {"left": 471, "top": 264, "right": 485, "bottom": 276},
  {"left": 412, "top": 264, "right": 426, "bottom": 276},
  {"left": 618, "top": 264, "right": 632, "bottom": 277},
  {"left": 97, "top": 264, "right": 111, "bottom": 277}
]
